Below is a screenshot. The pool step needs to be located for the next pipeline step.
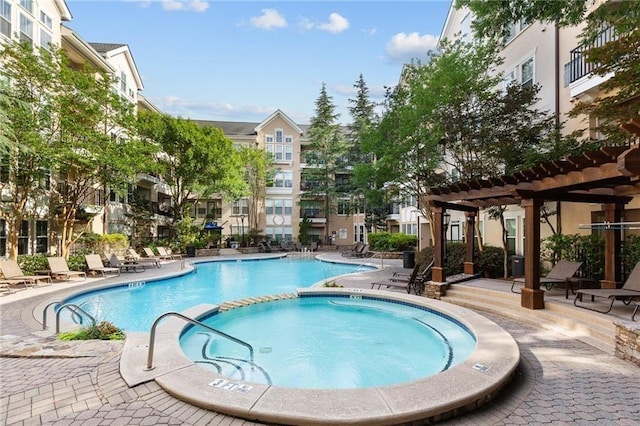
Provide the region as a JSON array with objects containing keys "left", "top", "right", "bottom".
[{"left": 219, "top": 293, "right": 298, "bottom": 312}]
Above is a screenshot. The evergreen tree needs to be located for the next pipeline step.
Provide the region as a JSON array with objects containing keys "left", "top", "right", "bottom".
[{"left": 302, "top": 83, "right": 348, "bottom": 243}]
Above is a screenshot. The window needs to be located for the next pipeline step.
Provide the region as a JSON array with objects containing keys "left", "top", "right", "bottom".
[
  {"left": 19, "top": 14, "right": 33, "bottom": 45},
  {"left": 19, "top": 0, "right": 32, "bottom": 14},
  {"left": 0, "top": 219, "right": 5, "bottom": 256},
  {"left": 265, "top": 198, "right": 292, "bottom": 216},
  {"left": 520, "top": 58, "right": 534, "bottom": 88},
  {"left": 120, "top": 71, "right": 127, "bottom": 92},
  {"left": 35, "top": 220, "right": 47, "bottom": 253},
  {"left": 503, "top": 69, "right": 516, "bottom": 89},
  {"left": 232, "top": 199, "right": 249, "bottom": 215},
  {"left": 506, "top": 218, "right": 517, "bottom": 255},
  {"left": 337, "top": 200, "right": 349, "bottom": 215},
  {"left": 270, "top": 171, "right": 293, "bottom": 188},
  {"left": 460, "top": 13, "right": 471, "bottom": 42},
  {"left": 40, "top": 11, "right": 52, "bottom": 29},
  {"left": 265, "top": 129, "right": 293, "bottom": 163},
  {"left": 0, "top": 0, "right": 11, "bottom": 38},
  {"left": 18, "top": 220, "right": 28, "bottom": 255},
  {"left": 264, "top": 226, "right": 292, "bottom": 242},
  {"left": 40, "top": 29, "right": 52, "bottom": 50}
]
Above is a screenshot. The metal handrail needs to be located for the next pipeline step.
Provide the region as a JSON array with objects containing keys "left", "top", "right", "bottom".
[
  {"left": 144, "top": 311, "right": 254, "bottom": 371},
  {"left": 42, "top": 301, "right": 84, "bottom": 330},
  {"left": 55, "top": 304, "right": 96, "bottom": 333}
]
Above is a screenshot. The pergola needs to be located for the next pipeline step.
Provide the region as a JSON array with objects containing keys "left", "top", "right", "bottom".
[{"left": 426, "top": 144, "right": 640, "bottom": 310}]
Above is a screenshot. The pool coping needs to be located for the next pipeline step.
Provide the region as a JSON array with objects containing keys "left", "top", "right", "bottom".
[{"left": 119, "top": 287, "right": 520, "bottom": 425}]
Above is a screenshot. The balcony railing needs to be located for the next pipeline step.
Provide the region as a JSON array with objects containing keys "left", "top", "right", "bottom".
[{"left": 566, "top": 26, "right": 616, "bottom": 85}]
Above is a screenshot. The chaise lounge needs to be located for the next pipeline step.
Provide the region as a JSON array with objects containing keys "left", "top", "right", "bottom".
[
  {"left": 0, "top": 259, "right": 53, "bottom": 287},
  {"left": 371, "top": 260, "right": 433, "bottom": 295},
  {"left": 574, "top": 262, "right": 640, "bottom": 314},
  {"left": 511, "top": 260, "right": 583, "bottom": 296},
  {"left": 47, "top": 257, "right": 87, "bottom": 281},
  {"left": 85, "top": 254, "right": 120, "bottom": 277}
]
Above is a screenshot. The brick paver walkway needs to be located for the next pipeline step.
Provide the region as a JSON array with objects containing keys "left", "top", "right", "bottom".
[{"left": 1, "top": 254, "right": 639, "bottom": 425}]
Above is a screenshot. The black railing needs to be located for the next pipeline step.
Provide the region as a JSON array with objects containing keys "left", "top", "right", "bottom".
[{"left": 566, "top": 26, "right": 616, "bottom": 84}]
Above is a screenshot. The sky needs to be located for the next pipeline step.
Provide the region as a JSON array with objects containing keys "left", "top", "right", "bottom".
[{"left": 66, "top": 1, "right": 452, "bottom": 125}]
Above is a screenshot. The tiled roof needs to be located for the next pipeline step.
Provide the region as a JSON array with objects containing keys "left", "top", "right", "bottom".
[
  {"left": 88, "top": 42, "right": 127, "bottom": 53},
  {"left": 194, "top": 120, "right": 258, "bottom": 136}
]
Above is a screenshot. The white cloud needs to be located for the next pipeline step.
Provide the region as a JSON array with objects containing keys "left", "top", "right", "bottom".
[
  {"left": 362, "top": 28, "right": 378, "bottom": 37},
  {"left": 153, "top": 96, "right": 276, "bottom": 121},
  {"left": 299, "top": 13, "right": 349, "bottom": 34},
  {"left": 332, "top": 84, "right": 387, "bottom": 99},
  {"left": 162, "top": 0, "right": 209, "bottom": 12},
  {"left": 250, "top": 9, "right": 287, "bottom": 30},
  {"left": 385, "top": 32, "right": 439, "bottom": 64},
  {"left": 317, "top": 13, "right": 349, "bottom": 34}
]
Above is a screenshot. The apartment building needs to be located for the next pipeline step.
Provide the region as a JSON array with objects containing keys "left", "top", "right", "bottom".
[
  {"left": 0, "top": 0, "right": 72, "bottom": 256},
  {"left": 195, "top": 110, "right": 367, "bottom": 247},
  {"left": 0, "top": 0, "right": 159, "bottom": 256},
  {"left": 437, "top": 0, "right": 640, "bottom": 255}
]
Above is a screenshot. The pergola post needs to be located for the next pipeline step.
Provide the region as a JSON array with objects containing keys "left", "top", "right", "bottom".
[
  {"left": 432, "top": 207, "right": 446, "bottom": 283},
  {"left": 521, "top": 198, "right": 544, "bottom": 309},
  {"left": 601, "top": 203, "right": 623, "bottom": 289},
  {"left": 464, "top": 211, "right": 476, "bottom": 275}
]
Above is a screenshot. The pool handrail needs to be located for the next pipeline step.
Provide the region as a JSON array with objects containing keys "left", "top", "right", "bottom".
[
  {"left": 42, "top": 300, "right": 91, "bottom": 331},
  {"left": 145, "top": 311, "right": 254, "bottom": 371},
  {"left": 55, "top": 303, "right": 96, "bottom": 333}
]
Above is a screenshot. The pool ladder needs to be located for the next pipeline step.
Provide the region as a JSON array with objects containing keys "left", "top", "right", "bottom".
[
  {"left": 145, "top": 312, "right": 254, "bottom": 371},
  {"left": 42, "top": 301, "right": 97, "bottom": 333}
]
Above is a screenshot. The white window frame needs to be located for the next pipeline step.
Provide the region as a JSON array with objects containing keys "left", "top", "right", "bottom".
[
  {"left": 19, "top": 0, "right": 32, "bottom": 14},
  {"left": 0, "top": 0, "right": 11, "bottom": 39},
  {"left": 40, "top": 28, "right": 52, "bottom": 51},
  {"left": 40, "top": 10, "right": 52, "bottom": 29},
  {"left": 520, "top": 57, "right": 534, "bottom": 89},
  {"left": 19, "top": 14, "right": 33, "bottom": 45}
]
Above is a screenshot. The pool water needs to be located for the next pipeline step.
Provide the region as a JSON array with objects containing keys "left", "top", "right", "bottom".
[
  {"left": 64, "top": 258, "right": 371, "bottom": 331},
  {"left": 180, "top": 296, "right": 477, "bottom": 389}
]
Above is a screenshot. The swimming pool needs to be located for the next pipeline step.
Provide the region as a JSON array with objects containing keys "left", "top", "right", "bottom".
[
  {"left": 63, "top": 258, "right": 372, "bottom": 331},
  {"left": 180, "top": 295, "right": 477, "bottom": 389}
]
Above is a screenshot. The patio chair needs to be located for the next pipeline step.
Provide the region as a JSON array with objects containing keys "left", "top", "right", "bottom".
[
  {"left": 108, "top": 253, "right": 146, "bottom": 273},
  {"left": 157, "top": 246, "right": 185, "bottom": 259},
  {"left": 511, "top": 260, "right": 583, "bottom": 294},
  {"left": 341, "top": 242, "right": 363, "bottom": 257},
  {"left": 46, "top": 257, "right": 87, "bottom": 281},
  {"left": 126, "top": 248, "right": 161, "bottom": 268},
  {"left": 0, "top": 278, "right": 29, "bottom": 294},
  {"left": 85, "top": 254, "right": 120, "bottom": 277},
  {"left": 0, "top": 259, "right": 53, "bottom": 287},
  {"left": 574, "top": 262, "right": 640, "bottom": 314},
  {"left": 351, "top": 244, "right": 370, "bottom": 258},
  {"left": 371, "top": 260, "right": 433, "bottom": 295}
]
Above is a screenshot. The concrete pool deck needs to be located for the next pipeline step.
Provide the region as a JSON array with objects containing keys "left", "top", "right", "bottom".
[{"left": 1, "top": 252, "right": 640, "bottom": 425}]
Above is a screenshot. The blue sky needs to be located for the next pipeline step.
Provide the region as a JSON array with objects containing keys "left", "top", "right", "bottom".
[{"left": 66, "top": 1, "right": 452, "bottom": 124}]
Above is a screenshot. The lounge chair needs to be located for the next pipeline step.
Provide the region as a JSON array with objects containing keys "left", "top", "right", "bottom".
[
  {"left": 574, "top": 262, "right": 640, "bottom": 314},
  {"left": 0, "top": 278, "right": 29, "bottom": 294},
  {"left": 46, "top": 257, "right": 87, "bottom": 281},
  {"left": 371, "top": 260, "right": 433, "bottom": 295},
  {"left": 0, "top": 259, "right": 53, "bottom": 286},
  {"left": 126, "top": 248, "right": 161, "bottom": 268},
  {"left": 85, "top": 254, "right": 120, "bottom": 277},
  {"left": 511, "top": 260, "right": 583, "bottom": 294},
  {"left": 342, "top": 242, "right": 363, "bottom": 257},
  {"left": 351, "top": 244, "right": 370, "bottom": 258},
  {"left": 259, "top": 241, "right": 272, "bottom": 253},
  {"left": 108, "top": 253, "right": 146, "bottom": 273},
  {"left": 143, "top": 247, "right": 164, "bottom": 261},
  {"left": 157, "top": 246, "right": 185, "bottom": 259}
]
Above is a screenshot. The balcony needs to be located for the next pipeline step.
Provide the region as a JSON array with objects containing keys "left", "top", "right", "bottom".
[{"left": 565, "top": 26, "right": 616, "bottom": 99}]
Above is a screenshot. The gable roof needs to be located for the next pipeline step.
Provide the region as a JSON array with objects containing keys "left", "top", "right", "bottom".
[
  {"left": 88, "top": 42, "right": 144, "bottom": 91},
  {"left": 255, "top": 109, "right": 304, "bottom": 135}
]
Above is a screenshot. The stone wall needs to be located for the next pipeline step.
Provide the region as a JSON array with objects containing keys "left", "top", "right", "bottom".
[
  {"left": 615, "top": 321, "right": 640, "bottom": 367},
  {"left": 195, "top": 248, "right": 220, "bottom": 257}
]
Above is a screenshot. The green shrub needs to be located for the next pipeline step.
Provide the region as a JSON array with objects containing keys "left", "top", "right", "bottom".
[
  {"left": 414, "top": 242, "right": 466, "bottom": 276},
  {"left": 17, "top": 254, "right": 48, "bottom": 275},
  {"left": 622, "top": 235, "right": 640, "bottom": 279},
  {"left": 101, "top": 233, "right": 129, "bottom": 255},
  {"left": 367, "top": 232, "right": 417, "bottom": 252},
  {"left": 58, "top": 321, "right": 125, "bottom": 341},
  {"left": 477, "top": 245, "right": 505, "bottom": 278}
]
